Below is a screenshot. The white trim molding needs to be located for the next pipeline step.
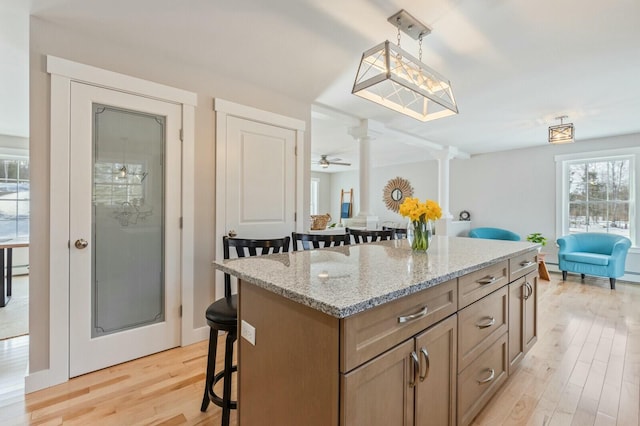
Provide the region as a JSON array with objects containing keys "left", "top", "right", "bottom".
[{"left": 27, "top": 56, "right": 197, "bottom": 393}]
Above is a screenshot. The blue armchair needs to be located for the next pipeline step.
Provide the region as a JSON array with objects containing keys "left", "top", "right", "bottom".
[
  {"left": 468, "top": 227, "right": 521, "bottom": 241},
  {"left": 557, "top": 233, "right": 631, "bottom": 289}
]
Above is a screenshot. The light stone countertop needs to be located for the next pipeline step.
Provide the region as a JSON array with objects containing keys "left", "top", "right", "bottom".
[{"left": 213, "top": 236, "right": 538, "bottom": 318}]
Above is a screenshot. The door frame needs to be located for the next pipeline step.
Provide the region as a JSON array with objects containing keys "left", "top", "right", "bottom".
[
  {"left": 26, "top": 55, "right": 197, "bottom": 392},
  {"left": 214, "top": 98, "right": 306, "bottom": 299}
]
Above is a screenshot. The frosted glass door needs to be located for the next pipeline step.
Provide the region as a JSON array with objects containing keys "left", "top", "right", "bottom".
[
  {"left": 92, "top": 104, "right": 164, "bottom": 337},
  {"left": 69, "top": 82, "right": 181, "bottom": 377}
]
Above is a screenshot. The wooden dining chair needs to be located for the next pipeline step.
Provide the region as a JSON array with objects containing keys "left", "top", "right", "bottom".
[
  {"left": 382, "top": 226, "right": 407, "bottom": 240},
  {"left": 347, "top": 228, "right": 394, "bottom": 244},
  {"left": 201, "top": 235, "right": 290, "bottom": 426},
  {"left": 291, "top": 232, "right": 350, "bottom": 251}
]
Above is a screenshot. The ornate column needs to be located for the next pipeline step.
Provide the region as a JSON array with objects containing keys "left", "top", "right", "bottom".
[{"left": 348, "top": 120, "right": 379, "bottom": 229}]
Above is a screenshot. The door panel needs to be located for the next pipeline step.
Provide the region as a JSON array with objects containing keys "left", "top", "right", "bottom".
[
  {"left": 69, "top": 82, "right": 181, "bottom": 377},
  {"left": 225, "top": 116, "right": 295, "bottom": 239}
]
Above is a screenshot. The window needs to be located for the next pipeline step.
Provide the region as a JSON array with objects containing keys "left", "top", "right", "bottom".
[
  {"left": 310, "top": 178, "right": 319, "bottom": 215},
  {"left": 0, "top": 158, "right": 29, "bottom": 239},
  {"left": 557, "top": 149, "right": 637, "bottom": 246}
]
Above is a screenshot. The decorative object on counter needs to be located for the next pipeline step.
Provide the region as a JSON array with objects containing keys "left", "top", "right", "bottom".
[
  {"left": 526, "top": 232, "right": 547, "bottom": 252},
  {"left": 310, "top": 213, "right": 331, "bottom": 230},
  {"left": 548, "top": 115, "right": 574, "bottom": 144},
  {"left": 459, "top": 210, "right": 471, "bottom": 221},
  {"left": 382, "top": 176, "right": 414, "bottom": 212},
  {"left": 399, "top": 197, "right": 442, "bottom": 251},
  {"left": 352, "top": 9, "right": 458, "bottom": 122}
]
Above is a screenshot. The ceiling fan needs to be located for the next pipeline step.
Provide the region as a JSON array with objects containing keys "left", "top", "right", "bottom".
[{"left": 314, "top": 154, "right": 351, "bottom": 169}]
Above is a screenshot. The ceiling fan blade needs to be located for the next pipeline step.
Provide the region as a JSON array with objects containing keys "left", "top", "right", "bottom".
[{"left": 329, "top": 161, "right": 351, "bottom": 166}]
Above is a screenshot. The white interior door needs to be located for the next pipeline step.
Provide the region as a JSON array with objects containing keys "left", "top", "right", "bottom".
[
  {"left": 225, "top": 116, "right": 296, "bottom": 239},
  {"left": 69, "top": 82, "right": 182, "bottom": 377}
]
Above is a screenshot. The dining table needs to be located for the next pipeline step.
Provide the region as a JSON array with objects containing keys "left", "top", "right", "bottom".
[{"left": 0, "top": 238, "right": 29, "bottom": 307}]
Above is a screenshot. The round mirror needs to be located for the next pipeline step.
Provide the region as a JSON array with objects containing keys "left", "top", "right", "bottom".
[{"left": 383, "top": 177, "right": 414, "bottom": 212}]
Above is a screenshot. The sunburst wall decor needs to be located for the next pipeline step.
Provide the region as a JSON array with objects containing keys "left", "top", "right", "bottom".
[{"left": 383, "top": 177, "right": 414, "bottom": 212}]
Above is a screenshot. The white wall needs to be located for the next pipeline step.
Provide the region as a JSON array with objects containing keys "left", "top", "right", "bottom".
[
  {"left": 29, "top": 17, "right": 311, "bottom": 373},
  {"left": 330, "top": 160, "right": 439, "bottom": 227},
  {"left": 450, "top": 132, "right": 640, "bottom": 282},
  {"left": 310, "top": 171, "right": 332, "bottom": 217}
]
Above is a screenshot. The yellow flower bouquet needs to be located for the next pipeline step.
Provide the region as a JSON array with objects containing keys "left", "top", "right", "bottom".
[{"left": 398, "top": 197, "right": 442, "bottom": 251}]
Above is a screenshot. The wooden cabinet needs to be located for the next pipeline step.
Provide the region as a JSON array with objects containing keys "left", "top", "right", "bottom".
[
  {"left": 341, "top": 279, "right": 457, "bottom": 373},
  {"left": 341, "top": 315, "right": 457, "bottom": 426},
  {"left": 458, "top": 287, "right": 508, "bottom": 372},
  {"left": 458, "top": 333, "right": 508, "bottom": 426},
  {"left": 236, "top": 247, "right": 539, "bottom": 426},
  {"left": 508, "top": 271, "right": 538, "bottom": 373}
]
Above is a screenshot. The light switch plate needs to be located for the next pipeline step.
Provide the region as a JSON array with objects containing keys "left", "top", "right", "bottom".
[{"left": 241, "top": 320, "right": 256, "bottom": 345}]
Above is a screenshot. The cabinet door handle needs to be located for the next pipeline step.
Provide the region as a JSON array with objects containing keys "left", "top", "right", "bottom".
[
  {"left": 519, "top": 260, "right": 535, "bottom": 267},
  {"left": 477, "top": 275, "right": 497, "bottom": 285},
  {"left": 409, "top": 351, "right": 419, "bottom": 388},
  {"left": 398, "top": 306, "right": 428, "bottom": 324},
  {"left": 526, "top": 282, "right": 533, "bottom": 299},
  {"left": 522, "top": 282, "right": 529, "bottom": 300},
  {"left": 477, "top": 368, "right": 495, "bottom": 384},
  {"left": 476, "top": 317, "right": 496, "bottom": 329},
  {"left": 419, "top": 347, "right": 430, "bottom": 382}
]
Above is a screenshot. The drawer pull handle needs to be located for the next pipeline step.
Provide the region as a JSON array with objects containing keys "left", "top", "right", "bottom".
[
  {"left": 477, "top": 276, "right": 497, "bottom": 285},
  {"left": 519, "top": 261, "right": 535, "bottom": 267},
  {"left": 398, "top": 306, "right": 428, "bottom": 324},
  {"left": 419, "top": 347, "right": 430, "bottom": 382},
  {"left": 409, "top": 351, "right": 420, "bottom": 387},
  {"left": 476, "top": 317, "right": 496, "bottom": 329},
  {"left": 477, "top": 368, "right": 495, "bottom": 384}
]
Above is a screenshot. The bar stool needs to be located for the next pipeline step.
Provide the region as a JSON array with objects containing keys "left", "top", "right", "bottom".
[
  {"left": 347, "top": 228, "right": 393, "bottom": 244},
  {"left": 201, "top": 235, "right": 290, "bottom": 425},
  {"left": 382, "top": 226, "right": 407, "bottom": 240},
  {"left": 291, "top": 232, "right": 350, "bottom": 251}
]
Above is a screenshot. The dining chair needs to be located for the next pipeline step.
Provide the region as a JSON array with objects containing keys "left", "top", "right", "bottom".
[
  {"left": 382, "top": 226, "right": 407, "bottom": 240},
  {"left": 347, "top": 228, "right": 394, "bottom": 244},
  {"left": 201, "top": 235, "right": 290, "bottom": 426},
  {"left": 291, "top": 232, "right": 350, "bottom": 251}
]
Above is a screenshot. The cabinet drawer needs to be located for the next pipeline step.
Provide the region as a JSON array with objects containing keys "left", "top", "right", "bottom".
[
  {"left": 340, "top": 280, "right": 457, "bottom": 373},
  {"left": 458, "top": 333, "right": 508, "bottom": 426},
  {"left": 458, "top": 261, "right": 508, "bottom": 309},
  {"left": 509, "top": 250, "right": 538, "bottom": 282},
  {"left": 458, "top": 286, "right": 508, "bottom": 372}
]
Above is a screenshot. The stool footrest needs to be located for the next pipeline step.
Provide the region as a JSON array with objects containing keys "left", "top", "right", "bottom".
[{"left": 209, "top": 365, "right": 238, "bottom": 409}]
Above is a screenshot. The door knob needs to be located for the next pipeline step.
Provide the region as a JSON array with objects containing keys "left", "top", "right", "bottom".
[
  {"left": 228, "top": 230, "right": 237, "bottom": 238},
  {"left": 75, "top": 239, "right": 89, "bottom": 249}
]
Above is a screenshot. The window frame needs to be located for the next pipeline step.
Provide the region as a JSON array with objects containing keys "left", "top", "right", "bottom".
[
  {"left": 0, "top": 153, "right": 29, "bottom": 240},
  {"left": 556, "top": 147, "right": 639, "bottom": 249}
]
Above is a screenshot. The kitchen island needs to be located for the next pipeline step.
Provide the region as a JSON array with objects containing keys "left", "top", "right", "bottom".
[{"left": 214, "top": 236, "right": 539, "bottom": 425}]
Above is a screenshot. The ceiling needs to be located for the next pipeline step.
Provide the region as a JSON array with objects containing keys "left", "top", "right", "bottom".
[{"left": 8, "top": 0, "right": 640, "bottom": 171}]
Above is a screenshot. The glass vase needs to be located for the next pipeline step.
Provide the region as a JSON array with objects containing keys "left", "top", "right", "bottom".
[{"left": 407, "top": 220, "right": 432, "bottom": 252}]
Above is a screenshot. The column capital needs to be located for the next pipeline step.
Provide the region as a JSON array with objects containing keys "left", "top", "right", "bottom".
[
  {"left": 348, "top": 119, "right": 374, "bottom": 141},
  {"left": 431, "top": 146, "right": 458, "bottom": 161}
]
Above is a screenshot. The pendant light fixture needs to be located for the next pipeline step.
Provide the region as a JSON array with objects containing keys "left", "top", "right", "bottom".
[
  {"left": 352, "top": 9, "right": 458, "bottom": 122},
  {"left": 548, "top": 115, "right": 574, "bottom": 144}
]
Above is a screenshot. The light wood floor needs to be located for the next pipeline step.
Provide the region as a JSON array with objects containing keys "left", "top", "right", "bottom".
[{"left": 1, "top": 274, "right": 639, "bottom": 425}]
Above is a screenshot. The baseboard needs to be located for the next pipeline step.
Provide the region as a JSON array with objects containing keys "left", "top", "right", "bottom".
[
  {"left": 182, "top": 325, "right": 209, "bottom": 346},
  {"left": 25, "top": 368, "right": 68, "bottom": 394}
]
